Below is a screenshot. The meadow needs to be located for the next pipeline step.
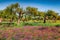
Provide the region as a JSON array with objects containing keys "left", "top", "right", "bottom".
[
  {"left": 0, "top": 3, "right": 60, "bottom": 40},
  {"left": 0, "top": 20, "right": 60, "bottom": 40}
]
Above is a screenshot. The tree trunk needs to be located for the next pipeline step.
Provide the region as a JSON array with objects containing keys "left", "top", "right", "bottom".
[{"left": 43, "top": 17, "right": 46, "bottom": 23}]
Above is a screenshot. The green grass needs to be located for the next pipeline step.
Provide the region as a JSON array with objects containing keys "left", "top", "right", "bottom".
[
  {"left": 15, "top": 21, "right": 60, "bottom": 27},
  {"left": 13, "top": 20, "right": 60, "bottom": 27},
  {"left": 0, "top": 20, "right": 60, "bottom": 29}
]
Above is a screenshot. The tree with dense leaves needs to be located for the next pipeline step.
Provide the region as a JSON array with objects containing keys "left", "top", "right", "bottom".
[
  {"left": 38, "top": 11, "right": 45, "bottom": 20},
  {"left": 26, "top": 7, "right": 38, "bottom": 20},
  {"left": 57, "top": 15, "right": 60, "bottom": 20},
  {"left": 0, "top": 3, "right": 60, "bottom": 23},
  {"left": 5, "top": 3, "right": 20, "bottom": 22},
  {"left": 46, "top": 10, "right": 59, "bottom": 22}
]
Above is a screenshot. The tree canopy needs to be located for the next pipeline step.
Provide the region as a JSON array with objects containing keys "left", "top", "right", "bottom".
[{"left": 0, "top": 3, "right": 60, "bottom": 22}]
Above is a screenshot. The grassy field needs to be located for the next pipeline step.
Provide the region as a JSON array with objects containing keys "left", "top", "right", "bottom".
[
  {"left": 0, "top": 20, "right": 60, "bottom": 30},
  {"left": 0, "top": 20, "right": 60, "bottom": 40},
  {"left": 15, "top": 20, "right": 60, "bottom": 27},
  {"left": 0, "top": 20, "right": 60, "bottom": 27}
]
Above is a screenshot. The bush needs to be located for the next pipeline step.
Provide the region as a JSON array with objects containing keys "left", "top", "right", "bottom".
[{"left": 55, "top": 24, "right": 60, "bottom": 27}]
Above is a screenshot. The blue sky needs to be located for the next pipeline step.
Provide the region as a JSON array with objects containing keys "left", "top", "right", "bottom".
[{"left": 0, "top": 0, "right": 60, "bottom": 13}]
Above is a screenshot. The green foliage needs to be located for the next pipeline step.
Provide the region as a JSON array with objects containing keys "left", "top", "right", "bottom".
[
  {"left": 57, "top": 15, "right": 60, "bottom": 20},
  {"left": 14, "top": 20, "right": 60, "bottom": 27},
  {"left": 46, "top": 10, "right": 58, "bottom": 19},
  {"left": 0, "top": 3, "right": 60, "bottom": 24},
  {"left": 55, "top": 24, "right": 60, "bottom": 27}
]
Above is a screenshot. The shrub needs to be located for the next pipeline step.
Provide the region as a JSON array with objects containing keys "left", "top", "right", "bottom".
[{"left": 55, "top": 24, "right": 60, "bottom": 27}]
